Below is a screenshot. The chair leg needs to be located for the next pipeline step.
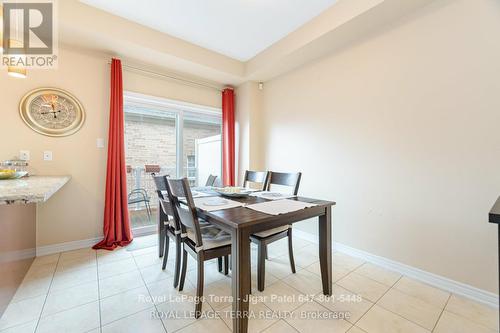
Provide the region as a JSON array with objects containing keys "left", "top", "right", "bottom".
[
  {"left": 223, "top": 255, "right": 229, "bottom": 275},
  {"left": 195, "top": 254, "right": 204, "bottom": 319},
  {"left": 146, "top": 202, "right": 152, "bottom": 220},
  {"left": 173, "top": 236, "right": 181, "bottom": 288},
  {"left": 218, "top": 257, "right": 223, "bottom": 272},
  {"left": 257, "top": 242, "right": 266, "bottom": 292},
  {"left": 162, "top": 234, "right": 170, "bottom": 270},
  {"left": 178, "top": 247, "right": 188, "bottom": 291},
  {"left": 288, "top": 228, "right": 296, "bottom": 274}
]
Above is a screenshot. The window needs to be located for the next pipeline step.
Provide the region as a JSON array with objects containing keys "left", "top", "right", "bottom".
[{"left": 123, "top": 92, "right": 222, "bottom": 230}]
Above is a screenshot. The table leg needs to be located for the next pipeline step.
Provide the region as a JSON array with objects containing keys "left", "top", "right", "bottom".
[
  {"left": 231, "top": 228, "right": 251, "bottom": 333},
  {"left": 319, "top": 206, "right": 332, "bottom": 295}
]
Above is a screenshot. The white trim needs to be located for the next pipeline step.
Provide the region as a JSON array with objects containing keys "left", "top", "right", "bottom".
[
  {"left": 36, "top": 228, "right": 157, "bottom": 257},
  {"left": 36, "top": 237, "right": 101, "bottom": 257},
  {"left": 293, "top": 229, "right": 499, "bottom": 308},
  {"left": 124, "top": 91, "right": 221, "bottom": 115}
]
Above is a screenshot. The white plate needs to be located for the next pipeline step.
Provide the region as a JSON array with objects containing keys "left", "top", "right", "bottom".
[
  {"left": 203, "top": 198, "right": 229, "bottom": 206},
  {"left": 260, "top": 192, "right": 285, "bottom": 198}
]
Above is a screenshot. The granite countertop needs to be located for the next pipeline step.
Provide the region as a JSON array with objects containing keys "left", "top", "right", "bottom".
[
  {"left": 489, "top": 196, "right": 500, "bottom": 224},
  {"left": 0, "top": 176, "right": 71, "bottom": 205}
]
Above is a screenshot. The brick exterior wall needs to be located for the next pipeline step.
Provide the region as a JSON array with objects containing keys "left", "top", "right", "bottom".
[{"left": 124, "top": 114, "right": 220, "bottom": 211}]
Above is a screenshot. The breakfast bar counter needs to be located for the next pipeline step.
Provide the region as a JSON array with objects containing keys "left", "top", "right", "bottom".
[{"left": 0, "top": 175, "right": 70, "bottom": 315}]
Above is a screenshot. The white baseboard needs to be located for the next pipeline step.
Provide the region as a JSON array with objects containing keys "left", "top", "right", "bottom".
[
  {"left": 293, "top": 229, "right": 499, "bottom": 308},
  {"left": 36, "top": 227, "right": 156, "bottom": 256},
  {"left": 36, "top": 237, "right": 101, "bottom": 256}
]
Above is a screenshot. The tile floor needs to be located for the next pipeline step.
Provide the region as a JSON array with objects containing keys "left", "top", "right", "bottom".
[{"left": 0, "top": 235, "right": 498, "bottom": 333}]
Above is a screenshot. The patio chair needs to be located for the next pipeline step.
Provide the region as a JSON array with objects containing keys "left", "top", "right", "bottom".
[{"left": 128, "top": 188, "right": 152, "bottom": 220}]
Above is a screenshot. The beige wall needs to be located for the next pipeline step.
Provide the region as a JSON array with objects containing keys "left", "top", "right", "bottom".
[
  {"left": 0, "top": 46, "right": 221, "bottom": 247},
  {"left": 255, "top": 0, "right": 500, "bottom": 293},
  {"left": 235, "top": 82, "right": 264, "bottom": 184}
]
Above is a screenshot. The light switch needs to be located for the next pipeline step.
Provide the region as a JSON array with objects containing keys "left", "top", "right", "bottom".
[
  {"left": 43, "top": 151, "right": 53, "bottom": 161},
  {"left": 19, "top": 150, "right": 30, "bottom": 161},
  {"left": 96, "top": 138, "right": 105, "bottom": 148}
]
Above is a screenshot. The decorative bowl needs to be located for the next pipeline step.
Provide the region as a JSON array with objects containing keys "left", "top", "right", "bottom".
[{"left": 214, "top": 187, "right": 254, "bottom": 198}]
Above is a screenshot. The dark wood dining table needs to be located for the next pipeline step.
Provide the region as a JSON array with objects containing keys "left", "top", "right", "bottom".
[{"left": 193, "top": 192, "right": 336, "bottom": 333}]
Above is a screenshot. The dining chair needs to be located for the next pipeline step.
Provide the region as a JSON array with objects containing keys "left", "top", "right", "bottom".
[
  {"left": 152, "top": 175, "right": 182, "bottom": 288},
  {"left": 243, "top": 170, "right": 270, "bottom": 190},
  {"left": 205, "top": 174, "right": 217, "bottom": 186},
  {"left": 165, "top": 178, "right": 231, "bottom": 318},
  {"left": 250, "top": 171, "right": 302, "bottom": 292}
]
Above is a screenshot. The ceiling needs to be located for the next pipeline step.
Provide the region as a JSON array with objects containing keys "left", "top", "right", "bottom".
[{"left": 79, "top": 0, "right": 337, "bottom": 61}]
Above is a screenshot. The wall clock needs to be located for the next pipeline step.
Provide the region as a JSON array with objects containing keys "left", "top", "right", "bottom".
[{"left": 19, "top": 88, "right": 85, "bottom": 137}]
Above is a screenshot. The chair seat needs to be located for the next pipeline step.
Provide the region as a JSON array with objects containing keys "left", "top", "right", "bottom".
[
  {"left": 186, "top": 224, "right": 231, "bottom": 250},
  {"left": 253, "top": 225, "right": 290, "bottom": 238}
]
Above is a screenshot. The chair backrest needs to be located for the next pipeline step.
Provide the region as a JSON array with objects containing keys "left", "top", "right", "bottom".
[
  {"left": 266, "top": 172, "right": 302, "bottom": 195},
  {"left": 243, "top": 170, "right": 270, "bottom": 190},
  {"left": 205, "top": 174, "right": 217, "bottom": 187},
  {"left": 152, "top": 175, "right": 174, "bottom": 217},
  {"left": 165, "top": 178, "right": 203, "bottom": 246}
]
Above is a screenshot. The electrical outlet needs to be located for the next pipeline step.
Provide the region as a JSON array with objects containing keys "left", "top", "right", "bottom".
[
  {"left": 43, "top": 151, "right": 52, "bottom": 161},
  {"left": 96, "top": 138, "right": 104, "bottom": 148},
  {"left": 19, "top": 150, "right": 30, "bottom": 161}
]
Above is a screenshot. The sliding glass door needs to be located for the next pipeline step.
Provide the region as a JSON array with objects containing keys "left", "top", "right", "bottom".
[{"left": 123, "top": 92, "right": 221, "bottom": 231}]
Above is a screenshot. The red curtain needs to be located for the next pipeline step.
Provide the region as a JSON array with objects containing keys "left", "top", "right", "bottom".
[
  {"left": 222, "top": 88, "right": 235, "bottom": 186},
  {"left": 93, "top": 58, "right": 133, "bottom": 250}
]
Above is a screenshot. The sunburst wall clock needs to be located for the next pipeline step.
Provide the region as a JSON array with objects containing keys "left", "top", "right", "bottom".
[{"left": 19, "top": 88, "right": 85, "bottom": 137}]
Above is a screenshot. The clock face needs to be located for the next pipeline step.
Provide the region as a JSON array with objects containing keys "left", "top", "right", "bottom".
[{"left": 19, "top": 88, "right": 85, "bottom": 136}]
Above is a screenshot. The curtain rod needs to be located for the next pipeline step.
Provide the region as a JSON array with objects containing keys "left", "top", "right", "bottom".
[{"left": 107, "top": 61, "right": 225, "bottom": 92}]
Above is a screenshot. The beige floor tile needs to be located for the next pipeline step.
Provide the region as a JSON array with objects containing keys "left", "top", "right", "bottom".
[
  {"left": 445, "top": 294, "right": 499, "bottom": 331},
  {"left": 98, "top": 257, "right": 138, "bottom": 279},
  {"left": 139, "top": 264, "right": 173, "bottom": 285},
  {"left": 50, "top": 266, "right": 98, "bottom": 291},
  {"left": 260, "top": 281, "right": 308, "bottom": 313},
  {"left": 146, "top": 276, "right": 195, "bottom": 305},
  {"left": 101, "top": 307, "right": 165, "bottom": 333},
  {"left": 99, "top": 270, "right": 146, "bottom": 298},
  {"left": 129, "top": 245, "right": 159, "bottom": 257},
  {"left": 261, "top": 320, "right": 298, "bottom": 333},
  {"left": 434, "top": 310, "right": 497, "bottom": 333},
  {"left": 354, "top": 263, "right": 401, "bottom": 286},
  {"left": 100, "top": 285, "right": 152, "bottom": 325},
  {"left": 337, "top": 272, "right": 390, "bottom": 302},
  {"left": 304, "top": 261, "right": 352, "bottom": 282},
  {"left": 357, "top": 305, "right": 430, "bottom": 333},
  {"left": 55, "top": 256, "right": 97, "bottom": 273},
  {"left": 176, "top": 317, "right": 231, "bottom": 333},
  {"left": 333, "top": 253, "right": 365, "bottom": 272},
  {"left": 292, "top": 244, "right": 320, "bottom": 268},
  {"left": 32, "top": 254, "right": 60, "bottom": 266},
  {"left": 264, "top": 257, "right": 298, "bottom": 280},
  {"left": 282, "top": 269, "right": 323, "bottom": 295},
  {"left": 42, "top": 280, "right": 99, "bottom": 317},
  {"left": 348, "top": 326, "right": 368, "bottom": 333},
  {"left": 132, "top": 252, "right": 164, "bottom": 269},
  {"left": 250, "top": 267, "right": 279, "bottom": 292},
  {"left": 393, "top": 277, "right": 449, "bottom": 308},
  {"left": 285, "top": 301, "right": 352, "bottom": 333},
  {"left": 97, "top": 248, "right": 133, "bottom": 265},
  {"left": 219, "top": 302, "right": 278, "bottom": 333},
  {"left": 315, "top": 284, "right": 373, "bottom": 324},
  {"left": 59, "top": 248, "right": 96, "bottom": 263},
  {"left": 23, "top": 262, "right": 56, "bottom": 281},
  {"left": 155, "top": 292, "right": 213, "bottom": 332},
  {"left": 12, "top": 275, "right": 52, "bottom": 301},
  {"left": 186, "top": 261, "right": 227, "bottom": 286},
  {"left": 377, "top": 288, "right": 442, "bottom": 330},
  {"left": 36, "top": 301, "right": 100, "bottom": 333},
  {"left": 205, "top": 278, "right": 233, "bottom": 310},
  {"left": 0, "top": 295, "right": 45, "bottom": 330},
  {"left": 0, "top": 320, "right": 37, "bottom": 333}
]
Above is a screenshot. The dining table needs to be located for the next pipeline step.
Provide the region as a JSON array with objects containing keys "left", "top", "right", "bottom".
[{"left": 192, "top": 190, "right": 336, "bottom": 333}]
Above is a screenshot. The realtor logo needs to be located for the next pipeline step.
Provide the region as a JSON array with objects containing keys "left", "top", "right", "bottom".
[{"left": 1, "top": 0, "right": 58, "bottom": 68}]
